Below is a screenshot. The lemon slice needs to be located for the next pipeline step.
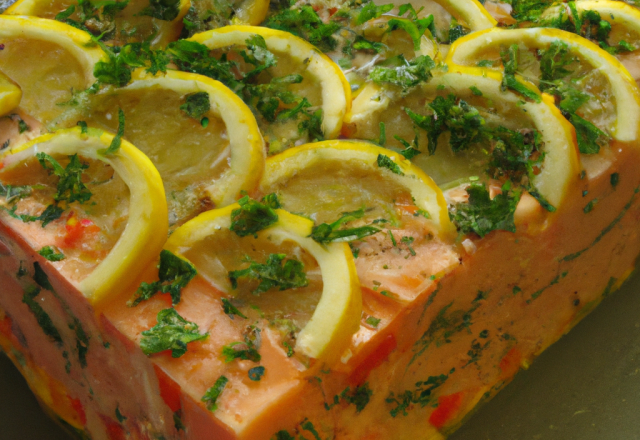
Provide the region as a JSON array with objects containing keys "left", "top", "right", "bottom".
[
  {"left": 0, "top": 16, "right": 105, "bottom": 124},
  {"left": 539, "top": 1, "right": 640, "bottom": 80},
  {"left": 446, "top": 27, "right": 640, "bottom": 142},
  {"left": 261, "top": 139, "right": 453, "bottom": 237},
  {"left": 0, "top": 71, "right": 21, "bottom": 117},
  {"left": 0, "top": 127, "right": 167, "bottom": 305},
  {"left": 56, "top": 68, "right": 265, "bottom": 226},
  {"left": 259, "top": 140, "right": 458, "bottom": 301},
  {"left": 188, "top": 25, "right": 351, "bottom": 152},
  {"left": 344, "top": 68, "right": 579, "bottom": 210},
  {"left": 164, "top": 204, "right": 361, "bottom": 362},
  {"left": 4, "top": 0, "right": 190, "bottom": 47}
]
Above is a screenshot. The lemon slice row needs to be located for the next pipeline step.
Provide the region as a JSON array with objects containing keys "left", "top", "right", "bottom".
[
  {"left": 6, "top": 0, "right": 189, "bottom": 47},
  {"left": 0, "top": 128, "right": 168, "bottom": 305},
  {"left": 3, "top": 0, "right": 270, "bottom": 46},
  {"left": 166, "top": 204, "right": 362, "bottom": 362},
  {"left": 0, "top": 16, "right": 268, "bottom": 227}
]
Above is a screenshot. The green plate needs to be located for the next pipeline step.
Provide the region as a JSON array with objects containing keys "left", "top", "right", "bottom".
[{"left": 2, "top": 269, "right": 640, "bottom": 439}]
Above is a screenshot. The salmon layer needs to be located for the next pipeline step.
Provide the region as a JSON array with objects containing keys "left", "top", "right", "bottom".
[{"left": 1, "top": 142, "right": 640, "bottom": 440}]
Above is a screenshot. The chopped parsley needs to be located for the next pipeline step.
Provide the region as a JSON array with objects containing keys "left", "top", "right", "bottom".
[
  {"left": 386, "top": 371, "right": 452, "bottom": 417},
  {"left": 180, "top": 92, "right": 210, "bottom": 121},
  {"left": 248, "top": 366, "right": 266, "bottom": 381},
  {"left": 140, "top": 308, "right": 209, "bottom": 358},
  {"left": 263, "top": 6, "right": 340, "bottom": 53},
  {"left": 55, "top": 0, "right": 129, "bottom": 40},
  {"left": 274, "top": 419, "right": 322, "bottom": 440},
  {"left": 38, "top": 246, "right": 66, "bottom": 262},
  {"left": 325, "top": 383, "right": 373, "bottom": 413},
  {"left": 2, "top": 204, "right": 64, "bottom": 228},
  {"left": 173, "top": 410, "right": 185, "bottom": 431},
  {"left": 365, "top": 316, "right": 381, "bottom": 328},
  {"left": 584, "top": 198, "right": 598, "bottom": 213},
  {"left": 310, "top": 208, "right": 380, "bottom": 244},
  {"left": 16, "top": 115, "right": 30, "bottom": 133},
  {"left": 202, "top": 375, "right": 229, "bottom": 411},
  {"left": 3, "top": 152, "right": 93, "bottom": 227},
  {"left": 356, "top": 2, "right": 394, "bottom": 25},
  {"left": 138, "top": 0, "right": 181, "bottom": 21},
  {"left": 0, "top": 183, "right": 31, "bottom": 203},
  {"left": 229, "top": 254, "right": 308, "bottom": 295},
  {"left": 401, "top": 236, "right": 416, "bottom": 256},
  {"left": 77, "top": 120, "right": 89, "bottom": 134},
  {"left": 221, "top": 298, "right": 247, "bottom": 319},
  {"left": 70, "top": 316, "right": 90, "bottom": 368},
  {"left": 447, "top": 19, "right": 468, "bottom": 43},
  {"left": 395, "top": 134, "right": 421, "bottom": 160},
  {"left": 452, "top": 181, "right": 521, "bottom": 237},
  {"left": 487, "top": 126, "right": 545, "bottom": 186},
  {"left": 369, "top": 55, "right": 435, "bottom": 92},
  {"left": 343, "top": 34, "right": 387, "bottom": 57},
  {"left": 463, "top": 338, "right": 491, "bottom": 367},
  {"left": 22, "top": 285, "right": 63, "bottom": 345},
  {"left": 115, "top": 406, "right": 127, "bottom": 423},
  {"left": 241, "top": 34, "right": 276, "bottom": 76},
  {"left": 245, "top": 74, "right": 304, "bottom": 122},
  {"left": 387, "top": 15, "right": 435, "bottom": 50},
  {"left": 377, "top": 154, "right": 404, "bottom": 175},
  {"left": 506, "top": 0, "right": 552, "bottom": 23},
  {"left": 167, "top": 39, "right": 241, "bottom": 92},
  {"left": 567, "top": 112, "right": 607, "bottom": 155},
  {"left": 230, "top": 194, "right": 280, "bottom": 237},
  {"left": 129, "top": 250, "right": 197, "bottom": 306},
  {"left": 37, "top": 153, "right": 93, "bottom": 205},
  {"left": 541, "top": 5, "right": 636, "bottom": 55},
  {"left": 99, "top": 108, "right": 125, "bottom": 156},
  {"left": 537, "top": 41, "right": 608, "bottom": 154},
  {"left": 92, "top": 41, "right": 169, "bottom": 89},
  {"left": 222, "top": 326, "right": 262, "bottom": 362},
  {"left": 611, "top": 172, "right": 619, "bottom": 188},
  {"left": 500, "top": 45, "right": 541, "bottom": 102},
  {"left": 406, "top": 94, "right": 486, "bottom": 155}
]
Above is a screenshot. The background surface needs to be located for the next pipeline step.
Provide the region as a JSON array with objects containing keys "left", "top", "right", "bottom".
[{"left": 2, "top": 270, "right": 640, "bottom": 439}]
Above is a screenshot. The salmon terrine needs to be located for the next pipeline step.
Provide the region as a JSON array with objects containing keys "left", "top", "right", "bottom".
[{"left": 2, "top": 0, "right": 640, "bottom": 438}]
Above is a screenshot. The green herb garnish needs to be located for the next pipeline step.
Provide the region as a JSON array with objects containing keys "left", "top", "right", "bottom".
[
  {"left": 202, "top": 375, "right": 229, "bottom": 411},
  {"left": 180, "top": 92, "right": 211, "bottom": 120},
  {"left": 129, "top": 250, "right": 197, "bottom": 306},
  {"left": 221, "top": 298, "right": 247, "bottom": 319},
  {"left": 229, "top": 254, "right": 308, "bottom": 295},
  {"left": 377, "top": 154, "right": 404, "bottom": 175},
  {"left": 311, "top": 208, "right": 380, "bottom": 244},
  {"left": 140, "top": 308, "right": 209, "bottom": 358},
  {"left": 369, "top": 55, "right": 435, "bottom": 91},
  {"left": 452, "top": 181, "right": 521, "bottom": 237},
  {"left": 38, "top": 246, "right": 66, "bottom": 262}
]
